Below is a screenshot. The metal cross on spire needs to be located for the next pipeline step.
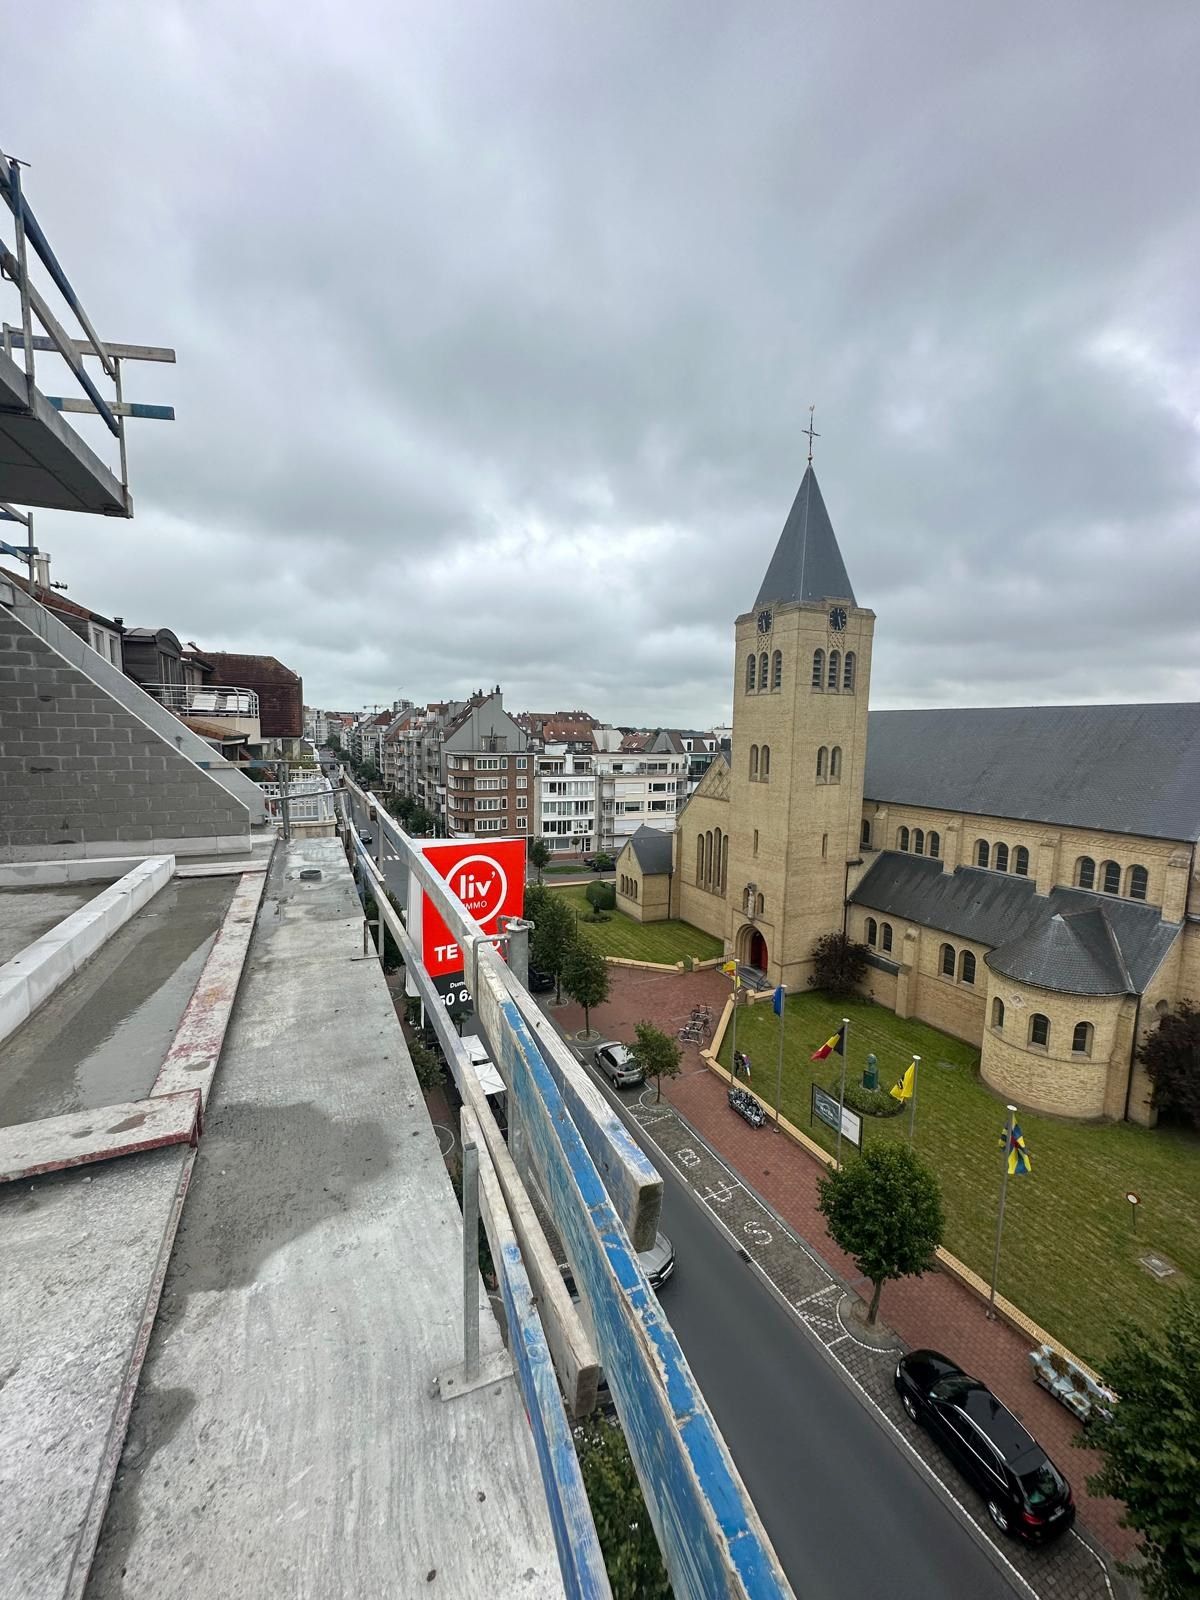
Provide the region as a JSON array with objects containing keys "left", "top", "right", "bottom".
[{"left": 803, "top": 404, "right": 820, "bottom": 467}]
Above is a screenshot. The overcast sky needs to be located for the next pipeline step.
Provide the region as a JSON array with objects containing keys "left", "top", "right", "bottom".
[{"left": 8, "top": 2, "right": 1200, "bottom": 725}]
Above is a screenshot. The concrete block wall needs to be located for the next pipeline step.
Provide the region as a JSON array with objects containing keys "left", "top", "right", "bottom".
[
  {"left": 0, "top": 578, "right": 268, "bottom": 824},
  {"left": 0, "top": 607, "right": 251, "bottom": 862}
]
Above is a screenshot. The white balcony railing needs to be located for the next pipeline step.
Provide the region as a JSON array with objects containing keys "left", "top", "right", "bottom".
[{"left": 144, "top": 682, "right": 259, "bottom": 719}]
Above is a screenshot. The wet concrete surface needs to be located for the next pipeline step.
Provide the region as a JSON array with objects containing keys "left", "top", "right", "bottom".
[
  {"left": 0, "top": 878, "right": 236, "bottom": 1128},
  {"left": 0, "top": 885, "right": 100, "bottom": 964}
]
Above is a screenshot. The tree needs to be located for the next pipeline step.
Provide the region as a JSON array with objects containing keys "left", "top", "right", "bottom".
[
  {"left": 1137, "top": 999, "right": 1200, "bottom": 1129},
  {"left": 586, "top": 879, "right": 616, "bottom": 915},
  {"left": 327, "top": 734, "right": 343, "bottom": 755},
  {"left": 817, "top": 1144, "right": 944, "bottom": 1325},
  {"left": 408, "top": 804, "right": 436, "bottom": 836},
  {"left": 562, "top": 939, "right": 610, "bottom": 1036},
  {"left": 809, "top": 931, "right": 869, "bottom": 996},
  {"left": 408, "top": 1035, "right": 447, "bottom": 1093},
  {"left": 630, "top": 1021, "right": 682, "bottom": 1103},
  {"left": 574, "top": 1412, "right": 671, "bottom": 1599},
  {"left": 525, "top": 885, "right": 577, "bottom": 1001},
  {"left": 358, "top": 761, "right": 382, "bottom": 788},
  {"left": 388, "top": 792, "right": 415, "bottom": 826},
  {"left": 528, "top": 836, "right": 552, "bottom": 884},
  {"left": 591, "top": 851, "right": 614, "bottom": 872},
  {"left": 1086, "top": 1289, "right": 1200, "bottom": 1600}
]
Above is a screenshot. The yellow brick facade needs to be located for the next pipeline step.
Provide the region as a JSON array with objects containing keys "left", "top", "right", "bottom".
[
  {"left": 644, "top": 476, "right": 1200, "bottom": 1126},
  {"left": 615, "top": 838, "right": 672, "bottom": 923}
]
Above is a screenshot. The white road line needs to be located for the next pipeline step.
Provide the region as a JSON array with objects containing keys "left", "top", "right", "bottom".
[{"left": 1069, "top": 1531, "right": 1115, "bottom": 1599}]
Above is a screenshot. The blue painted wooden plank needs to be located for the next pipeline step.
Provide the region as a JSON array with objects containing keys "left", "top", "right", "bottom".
[{"left": 474, "top": 981, "right": 792, "bottom": 1600}]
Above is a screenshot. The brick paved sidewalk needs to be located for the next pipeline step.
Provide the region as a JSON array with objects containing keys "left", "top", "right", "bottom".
[{"left": 553, "top": 967, "right": 1137, "bottom": 1569}]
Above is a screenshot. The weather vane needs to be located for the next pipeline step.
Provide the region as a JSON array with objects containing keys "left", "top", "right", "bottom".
[{"left": 803, "top": 404, "right": 820, "bottom": 467}]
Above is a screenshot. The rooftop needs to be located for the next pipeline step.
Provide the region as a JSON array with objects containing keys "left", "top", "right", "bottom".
[{"left": 753, "top": 466, "right": 856, "bottom": 610}]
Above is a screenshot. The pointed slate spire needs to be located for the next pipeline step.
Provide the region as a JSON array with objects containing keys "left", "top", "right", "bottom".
[{"left": 754, "top": 467, "right": 856, "bottom": 608}]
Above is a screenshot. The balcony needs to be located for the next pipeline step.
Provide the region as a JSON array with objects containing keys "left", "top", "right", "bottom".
[{"left": 143, "top": 682, "right": 261, "bottom": 741}]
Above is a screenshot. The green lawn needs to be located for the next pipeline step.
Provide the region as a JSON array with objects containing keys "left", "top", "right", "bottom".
[
  {"left": 547, "top": 884, "right": 723, "bottom": 965},
  {"left": 719, "top": 991, "right": 1199, "bottom": 1368}
]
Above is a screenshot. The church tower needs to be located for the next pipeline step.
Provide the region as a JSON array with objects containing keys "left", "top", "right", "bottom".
[{"left": 725, "top": 466, "right": 874, "bottom": 987}]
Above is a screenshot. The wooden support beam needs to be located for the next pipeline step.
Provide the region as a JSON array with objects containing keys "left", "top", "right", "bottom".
[{"left": 0, "top": 1090, "right": 200, "bottom": 1185}]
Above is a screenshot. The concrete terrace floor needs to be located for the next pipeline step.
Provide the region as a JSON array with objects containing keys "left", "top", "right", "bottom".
[
  {"left": 84, "top": 838, "right": 564, "bottom": 1599},
  {"left": 0, "top": 884, "right": 98, "bottom": 964}
]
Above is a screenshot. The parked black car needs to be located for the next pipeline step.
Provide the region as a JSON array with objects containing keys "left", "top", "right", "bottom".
[
  {"left": 527, "top": 965, "right": 555, "bottom": 993},
  {"left": 895, "top": 1351, "right": 1075, "bottom": 1542}
]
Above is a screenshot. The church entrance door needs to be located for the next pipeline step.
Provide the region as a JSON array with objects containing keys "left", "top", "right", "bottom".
[{"left": 748, "top": 929, "right": 768, "bottom": 973}]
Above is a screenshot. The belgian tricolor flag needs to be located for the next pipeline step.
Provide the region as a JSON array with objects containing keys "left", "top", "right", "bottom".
[{"left": 810, "top": 1024, "right": 846, "bottom": 1061}]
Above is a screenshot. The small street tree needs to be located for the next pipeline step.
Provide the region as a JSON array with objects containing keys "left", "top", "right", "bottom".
[
  {"left": 1137, "top": 999, "right": 1200, "bottom": 1129},
  {"left": 408, "top": 804, "right": 436, "bottom": 836},
  {"left": 525, "top": 885, "right": 577, "bottom": 1001},
  {"left": 809, "top": 931, "right": 869, "bottom": 996},
  {"left": 408, "top": 1034, "right": 447, "bottom": 1093},
  {"left": 562, "top": 939, "right": 610, "bottom": 1036},
  {"left": 528, "top": 836, "right": 552, "bottom": 884},
  {"left": 1086, "top": 1289, "right": 1200, "bottom": 1600},
  {"left": 574, "top": 1412, "right": 671, "bottom": 1599},
  {"left": 630, "top": 1021, "right": 682, "bottom": 1103},
  {"left": 817, "top": 1143, "right": 944, "bottom": 1325}
]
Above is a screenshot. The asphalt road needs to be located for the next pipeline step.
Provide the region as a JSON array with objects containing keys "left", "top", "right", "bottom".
[{"left": 600, "top": 1083, "right": 1020, "bottom": 1599}]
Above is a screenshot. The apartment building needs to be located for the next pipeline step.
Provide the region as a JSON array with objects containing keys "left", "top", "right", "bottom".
[
  {"left": 535, "top": 744, "right": 597, "bottom": 855},
  {"left": 443, "top": 690, "right": 530, "bottom": 836},
  {"left": 594, "top": 728, "right": 688, "bottom": 853}
]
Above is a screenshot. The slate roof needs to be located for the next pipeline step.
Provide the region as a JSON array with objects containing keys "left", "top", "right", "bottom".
[
  {"left": 850, "top": 853, "right": 1179, "bottom": 995},
  {"left": 754, "top": 467, "right": 856, "bottom": 609},
  {"left": 626, "top": 825, "right": 673, "bottom": 876},
  {"left": 865, "top": 703, "right": 1200, "bottom": 843}
]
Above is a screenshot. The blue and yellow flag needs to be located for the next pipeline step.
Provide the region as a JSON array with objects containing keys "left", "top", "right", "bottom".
[{"left": 1000, "top": 1122, "right": 1032, "bottom": 1176}]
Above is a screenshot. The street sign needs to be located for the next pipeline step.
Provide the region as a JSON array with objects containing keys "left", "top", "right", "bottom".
[
  {"left": 811, "top": 1083, "right": 862, "bottom": 1149},
  {"left": 415, "top": 838, "right": 526, "bottom": 981}
]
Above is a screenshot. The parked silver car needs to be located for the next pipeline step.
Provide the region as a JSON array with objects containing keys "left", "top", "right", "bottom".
[{"left": 592, "top": 1041, "right": 644, "bottom": 1088}]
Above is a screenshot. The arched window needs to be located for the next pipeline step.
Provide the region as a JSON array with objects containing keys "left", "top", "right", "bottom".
[
  {"left": 992, "top": 997, "right": 1005, "bottom": 1030},
  {"left": 755, "top": 892, "right": 765, "bottom": 916},
  {"left": 861, "top": 818, "right": 871, "bottom": 847},
  {"left": 714, "top": 828, "right": 723, "bottom": 890},
  {"left": 772, "top": 650, "right": 782, "bottom": 690},
  {"left": 811, "top": 648, "right": 824, "bottom": 688},
  {"left": 721, "top": 835, "right": 729, "bottom": 892},
  {"left": 928, "top": 831, "right": 940, "bottom": 860},
  {"left": 976, "top": 839, "right": 990, "bottom": 868},
  {"left": 1072, "top": 1021, "right": 1094, "bottom": 1056},
  {"left": 760, "top": 653, "right": 769, "bottom": 692},
  {"left": 1128, "top": 864, "right": 1148, "bottom": 901},
  {"left": 829, "top": 746, "right": 841, "bottom": 781},
  {"left": 881, "top": 922, "right": 893, "bottom": 953},
  {"left": 960, "top": 950, "right": 976, "bottom": 984},
  {"left": 913, "top": 828, "right": 925, "bottom": 855},
  {"left": 994, "top": 843, "right": 1009, "bottom": 873},
  {"left": 940, "top": 943, "right": 955, "bottom": 976},
  {"left": 705, "top": 830, "right": 713, "bottom": 885},
  {"left": 1014, "top": 846, "right": 1029, "bottom": 876},
  {"left": 1029, "top": 1013, "right": 1050, "bottom": 1048},
  {"left": 1101, "top": 860, "right": 1121, "bottom": 895},
  {"left": 898, "top": 826, "right": 910, "bottom": 851},
  {"left": 1076, "top": 856, "right": 1095, "bottom": 890},
  {"left": 843, "top": 651, "right": 856, "bottom": 691},
  {"left": 761, "top": 745, "right": 771, "bottom": 780},
  {"left": 695, "top": 833, "right": 703, "bottom": 883},
  {"left": 750, "top": 745, "right": 759, "bottom": 781},
  {"left": 746, "top": 654, "right": 757, "bottom": 692},
  {"left": 816, "top": 746, "right": 827, "bottom": 781},
  {"left": 828, "top": 649, "right": 840, "bottom": 690},
  {"left": 866, "top": 917, "right": 878, "bottom": 947}
]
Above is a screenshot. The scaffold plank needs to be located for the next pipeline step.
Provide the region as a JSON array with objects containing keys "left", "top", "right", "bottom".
[{"left": 0, "top": 1090, "right": 200, "bottom": 1185}]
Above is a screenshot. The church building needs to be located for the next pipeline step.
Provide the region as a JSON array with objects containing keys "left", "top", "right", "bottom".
[{"left": 636, "top": 467, "right": 1200, "bottom": 1126}]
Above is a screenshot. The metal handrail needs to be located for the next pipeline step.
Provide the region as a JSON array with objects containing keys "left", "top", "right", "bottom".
[
  {"left": 143, "top": 682, "right": 259, "bottom": 718},
  {"left": 339, "top": 776, "right": 792, "bottom": 1600}
]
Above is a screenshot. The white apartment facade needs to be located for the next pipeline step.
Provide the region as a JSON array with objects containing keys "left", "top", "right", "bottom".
[{"left": 535, "top": 745, "right": 597, "bottom": 855}]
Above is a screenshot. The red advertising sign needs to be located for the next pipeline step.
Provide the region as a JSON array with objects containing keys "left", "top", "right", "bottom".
[{"left": 418, "top": 838, "right": 527, "bottom": 980}]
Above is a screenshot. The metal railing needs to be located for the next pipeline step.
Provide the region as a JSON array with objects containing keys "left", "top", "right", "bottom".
[
  {"left": 143, "top": 683, "right": 260, "bottom": 719},
  {"left": 338, "top": 776, "right": 793, "bottom": 1600},
  {"left": 0, "top": 151, "right": 175, "bottom": 526}
]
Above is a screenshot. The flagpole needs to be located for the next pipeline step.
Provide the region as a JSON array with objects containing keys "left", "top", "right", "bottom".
[
  {"left": 774, "top": 985, "right": 787, "bottom": 1127},
  {"left": 909, "top": 1055, "right": 921, "bottom": 1143},
  {"left": 730, "top": 967, "right": 739, "bottom": 1084},
  {"left": 834, "top": 1016, "right": 850, "bottom": 1170},
  {"left": 988, "top": 1103, "right": 1017, "bottom": 1317}
]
